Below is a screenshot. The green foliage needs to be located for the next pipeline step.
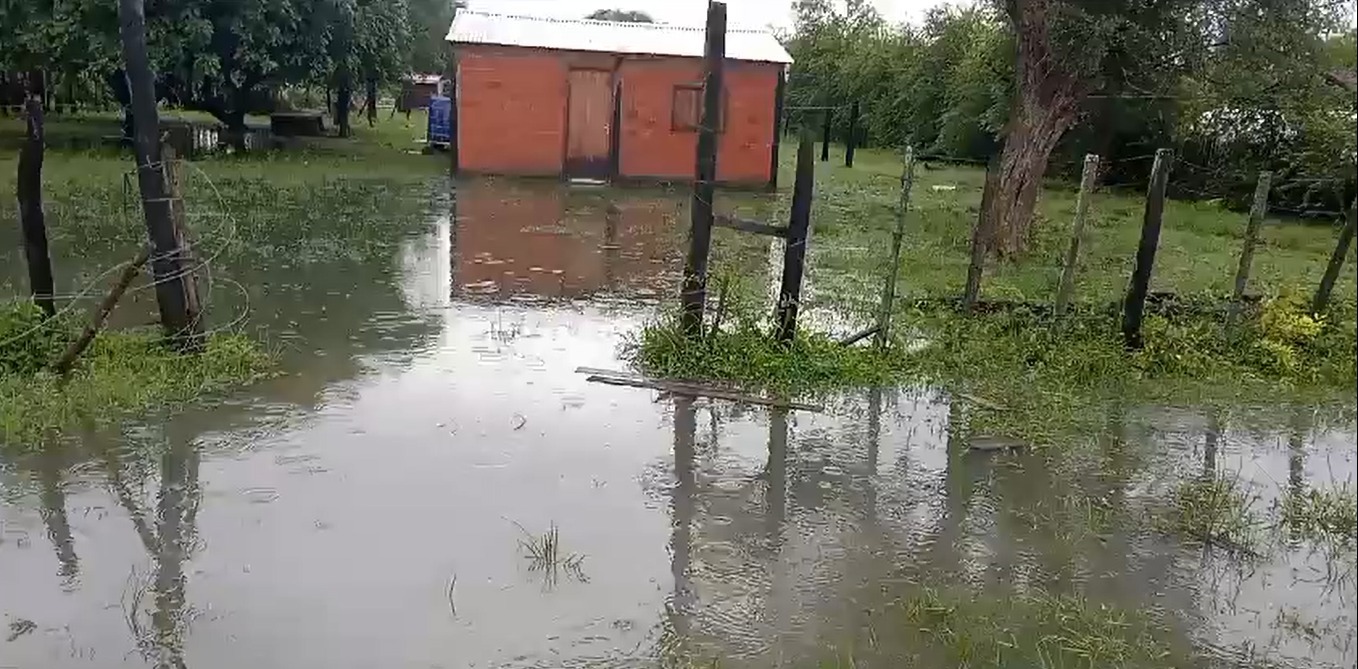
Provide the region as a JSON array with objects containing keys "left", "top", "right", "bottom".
[
  {"left": 1159, "top": 473, "right": 1265, "bottom": 553},
  {"left": 584, "top": 9, "right": 654, "bottom": 22},
  {"left": 0, "top": 303, "right": 272, "bottom": 447},
  {"left": 1281, "top": 485, "right": 1358, "bottom": 548},
  {"left": 0, "top": 303, "right": 73, "bottom": 376},
  {"left": 783, "top": 0, "right": 1354, "bottom": 211}
]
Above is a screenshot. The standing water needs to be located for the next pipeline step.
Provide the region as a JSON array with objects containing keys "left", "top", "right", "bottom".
[{"left": 1, "top": 177, "right": 1353, "bottom": 668}]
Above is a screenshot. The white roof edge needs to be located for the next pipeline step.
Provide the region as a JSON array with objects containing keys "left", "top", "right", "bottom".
[{"left": 446, "top": 11, "right": 793, "bottom": 64}]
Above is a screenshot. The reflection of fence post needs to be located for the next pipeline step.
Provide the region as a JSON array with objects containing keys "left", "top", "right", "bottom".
[
  {"left": 874, "top": 144, "right": 915, "bottom": 348},
  {"left": 820, "top": 108, "right": 832, "bottom": 162},
  {"left": 844, "top": 100, "right": 859, "bottom": 168},
  {"left": 775, "top": 134, "right": 815, "bottom": 343},
  {"left": 962, "top": 152, "right": 1001, "bottom": 312},
  {"left": 1121, "top": 148, "right": 1174, "bottom": 349},
  {"left": 1312, "top": 199, "right": 1357, "bottom": 315},
  {"left": 1055, "top": 154, "right": 1100, "bottom": 315},
  {"left": 679, "top": 1, "right": 727, "bottom": 336},
  {"left": 1228, "top": 171, "right": 1271, "bottom": 325}
]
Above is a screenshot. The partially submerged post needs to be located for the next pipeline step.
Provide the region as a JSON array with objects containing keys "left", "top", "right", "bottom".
[
  {"left": 962, "top": 152, "right": 1001, "bottom": 312},
  {"left": 1121, "top": 148, "right": 1174, "bottom": 349},
  {"left": 844, "top": 100, "right": 859, "bottom": 168},
  {"left": 1228, "top": 171, "right": 1271, "bottom": 325},
  {"left": 1312, "top": 199, "right": 1357, "bottom": 315},
  {"left": 117, "top": 0, "right": 202, "bottom": 349},
  {"left": 679, "top": 1, "right": 727, "bottom": 336},
  {"left": 161, "top": 142, "right": 203, "bottom": 328},
  {"left": 820, "top": 108, "right": 832, "bottom": 162},
  {"left": 1054, "top": 154, "right": 1100, "bottom": 315},
  {"left": 874, "top": 144, "right": 915, "bottom": 348},
  {"left": 17, "top": 89, "right": 55, "bottom": 317},
  {"left": 774, "top": 134, "right": 815, "bottom": 343}
]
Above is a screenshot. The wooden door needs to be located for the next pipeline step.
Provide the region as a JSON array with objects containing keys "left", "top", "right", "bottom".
[{"left": 565, "top": 69, "right": 614, "bottom": 178}]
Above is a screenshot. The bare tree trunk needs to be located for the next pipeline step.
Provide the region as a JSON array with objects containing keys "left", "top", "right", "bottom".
[
  {"left": 118, "top": 0, "right": 202, "bottom": 350},
  {"left": 336, "top": 80, "right": 352, "bottom": 138},
  {"left": 986, "top": 0, "right": 1083, "bottom": 257},
  {"left": 18, "top": 95, "right": 56, "bottom": 317},
  {"left": 365, "top": 77, "right": 377, "bottom": 127}
]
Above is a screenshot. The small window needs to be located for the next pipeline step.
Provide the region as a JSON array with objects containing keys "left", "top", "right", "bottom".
[{"left": 672, "top": 84, "right": 726, "bottom": 132}]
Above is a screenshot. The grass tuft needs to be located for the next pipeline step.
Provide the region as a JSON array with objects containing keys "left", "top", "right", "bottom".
[
  {"left": 1, "top": 303, "right": 272, "bottom": 447},
  {"left": 1159, "top": 472, "right": 1265, "bottom": 555},
  {"left": 1281, "top": 485, "right": 1358, "bottom": 548}
]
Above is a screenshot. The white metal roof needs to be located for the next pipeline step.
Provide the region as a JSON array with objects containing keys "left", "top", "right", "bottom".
[{"left": 446, "top": 11, "right": 793, "bottom": 64}]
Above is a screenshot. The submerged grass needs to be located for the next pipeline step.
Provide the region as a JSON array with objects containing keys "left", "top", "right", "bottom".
[
  {"left": 1281, "top": 485, "right": 1358, "bottom": 548},
  {"left": 512, "top": 520, "right": 587, "bottom": 585},
  {"left": 1158, "top": 473, "right": 1266, "bottom": 555},
  {"left": 1, "top": 303, "right": 272, "bottom": 447}
]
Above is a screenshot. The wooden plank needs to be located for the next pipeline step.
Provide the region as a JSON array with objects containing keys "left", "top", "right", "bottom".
[
  {"left": 714, "top": 213, "right": 787, "bottom": 238},
  {"left": 583, "top": 374, "right": 823, "bottom": 412}
]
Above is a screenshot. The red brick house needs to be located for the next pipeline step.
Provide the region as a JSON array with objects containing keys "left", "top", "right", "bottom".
[{"left": 445, "top": 11, "right": 792, "bottom": 187}]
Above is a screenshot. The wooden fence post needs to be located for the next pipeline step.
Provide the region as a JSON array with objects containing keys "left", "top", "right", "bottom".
[
  {"left": 1054, "top": 153, "right": 1100, "bottom": 315},
  {"left": 1312, "top": 199, "right": 1357, "bottom": 315},
  {"left": 1121, "top": 148, "right": 1174, "bottom": 349},
  {"left": 679, "top": 1, "right": 727, "bottom": 336},
  {"left": 820, "top": 108, "right": 832, "bottom": 162},
  {"left": 17, "top": 94, "right": 56, "bottom": 317},
  {"left": 874, "top": 144, "right": 915, "bottom": 348},
  {"left": 1228, "top": 171, "right": 1271, "bottom": 325},
  {"left": 775, "top": 133, "right": 815, "bottom": 343},
  {"left": 118, "top": 0, "right": 202, "bottom": 349},
  {"left": 844, "top": 100, "right": 859, "bottom": 168},
  {"left": 962, "top": 152, "right": 1001, "bottom": 312},
  {"left": 161, "top": 142, "right": 202, "bottom": 332}
]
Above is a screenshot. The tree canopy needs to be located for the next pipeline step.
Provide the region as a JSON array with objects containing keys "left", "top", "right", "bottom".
[
  {"left": 0, "top": 0, "right": 424, "bottom": 130},
  {"left": 784, "top": 0, "right": 1356, "bottom": 247}
]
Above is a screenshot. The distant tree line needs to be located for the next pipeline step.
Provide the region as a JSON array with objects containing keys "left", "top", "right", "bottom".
[
  {"left": 784, "top": 0, "right": 1357, "bottom": 250},
  {"left": 0, "top": 0, "right": 459, "bottom": 136}
]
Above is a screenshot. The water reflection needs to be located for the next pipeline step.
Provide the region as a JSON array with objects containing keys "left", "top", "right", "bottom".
[
  {"left": 0, "top": 176, "right": 1354, "bottom": 668},
  {"left": 451, "top": 179, "right": 681, "bottom": 301}
]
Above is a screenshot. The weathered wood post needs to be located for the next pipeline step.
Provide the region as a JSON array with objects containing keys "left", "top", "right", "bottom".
[
  {"left": 679, "top": 0, "right": 727, "bottom": 336},
  {"left": 17, "top": 92, "right": 56, "bottom": 317},
  {"left": 775, "top": 133, "right": 815, "bottom": 343},
  {"left": 161, "top": 142, "right": 202, "bottom": 330},
  {"left": 1228, "top": 171, "right": 1271, "bottom": 325},
  {"left": 962, "top": 152, "right": 1001, "bottom": 312},
  {"left": 1054, "top": 154, "right": 1100, "bottom": 315},
  {"left": 1312, "top": 199, "right": 1357, "bottom": 315},
  {"left": 874, "top": 144, "right": 915, "bottom": 348},
  {"left": 844, "top": 100, "right": 859, "bottom": 168},
  {"left": 1121, "top": 148, "right": 1174, "bottom": 349},
  {"left": 118, "top": 0, "right": 202, "bottom": 349},
  {"left": 820, "top": 108, "right": 832, "bottom": 162}
]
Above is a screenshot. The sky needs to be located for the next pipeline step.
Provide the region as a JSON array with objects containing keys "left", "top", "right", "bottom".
[{"left": 465, "top": 0, "right": 957, "bottom": 31}]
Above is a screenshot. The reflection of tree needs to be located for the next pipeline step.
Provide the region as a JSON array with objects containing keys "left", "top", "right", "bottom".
[
  {"left": 666, "top": 397, "right": 697, "bottom": 646},
  {"left": 99, "top": 430, "right": 201, "bottom": 669},
  {"left": 36, "top": 444, "right": 79, "bottom": 588}
]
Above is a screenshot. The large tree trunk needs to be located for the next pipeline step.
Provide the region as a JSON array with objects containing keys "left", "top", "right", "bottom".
[{"left": 986, "top": 0, "right": 1084, "bottom": 257}]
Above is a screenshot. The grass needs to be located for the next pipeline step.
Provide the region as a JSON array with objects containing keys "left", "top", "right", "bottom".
[
  {"left": 1, "top": 303, "right": 272, "bottom": 447},
  {"left": 1281, "top": 485, "right": 1358, "bottom": 548},
  {"left": 512, "top": 521, "right": 588, "bottom": 586},
  {"left": 1158, "top": 472, "right": 1266, "bottom": 555}
]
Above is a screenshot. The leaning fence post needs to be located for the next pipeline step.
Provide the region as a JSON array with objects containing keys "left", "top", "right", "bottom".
[
  {"left": 1054, "top": 154, "right": 1100, "bottom": 315},
  {"left": 1312, "top": 199, "right": 1357, "bottom": 315},
  {"left": 161, "top": 141, "right": 202, "bottom": 333},
  {"left": 1121, "top": 148, "right": 1174, "bottom": 349},
  {"left": 874, "top": 144, "right": 915, "bottom": 348},
  {"left": 1228, "top": 171, "right": 1271, "bottom": 325},
  {"left": 962, "top": 152, "right": 1001, "bottom": 312},
  {"left": 679, "top": 1, "right": 727, "bottom": 336},
  {"left": 820, "top": 108, "right": 832, "bottom": 162},
  {"left": 844, "top": 100, "right": 859, "bottom": 168},
  {"left": 775, "top": 133, "right": 815, "bottom": 343}
]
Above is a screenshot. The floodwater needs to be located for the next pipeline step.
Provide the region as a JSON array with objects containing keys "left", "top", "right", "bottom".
[{"left": 2, "top": 176, "right": 1355, "bottom": 668}]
